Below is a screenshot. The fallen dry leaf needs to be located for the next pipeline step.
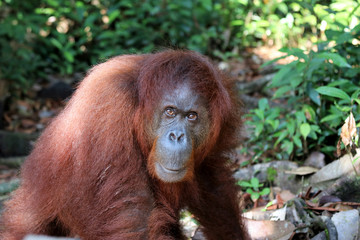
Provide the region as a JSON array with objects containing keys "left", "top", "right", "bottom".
[
  {"left": 284, "top": 166, "right": 318, "bottom": 175},
  {"left": 340, "top": 112, "right": 357, "bottom": 147}
]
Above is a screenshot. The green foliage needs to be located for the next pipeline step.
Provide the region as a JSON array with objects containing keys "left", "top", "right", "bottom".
[
  {"left": 245, "top": 9, "right": 360, "bottom": 161},
  {"left": 0, "top": 0, "right": 243, "bottom": 93},
  {"left": 266, "top": 167, "right": 277, "bottom": 183},
  {"left": 237, "top": 177, "right": 271, "bottom": 201},
  {"left": 2, "top": 0, "right": 360, "bottom": 95}
]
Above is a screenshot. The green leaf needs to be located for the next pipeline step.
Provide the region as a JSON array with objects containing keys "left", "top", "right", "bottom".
[
  {"left": 280, "top": 47, "right": 308, "bottom": 61},
  {"left": 290, "top": 76, "right": 303, "bottom": 88},
  {"left": 238, "top": 181, "right": 252, "bottom": 188},
  {"left": 295, "top": 111, "right": 306, "bottom": 125},
  {"left": 317, "top": 52, "right": 351, "bottom": 68},
  {"left": 273, "top": 85, "right": 293, "bottom": 98},
  {"left": 246, "top": 188, "right": 254, "bottom": 194},
  {"left": 293, "top": 135, "right": 302, "bottom": 148},
  {"left": 307, "top": 83, "right": 321, "bottom": 106},
  {"left": 351, "top": 89, "right": 360, "bottom": 100},
  {"left": 250, "top": 191, "right": 260, "bottom": 201},
  {"left": 274, "top": 130, "right": 288, "bottom": 147},
  {"left": 63, "top": 51, "right": 74, "bottom": 63},
  {"left": 260, "top": 188, "right": 271, "bottom": 196},
  {"left": 258, "top": 98, "right": 269, "bottom": 111},
  {"left": 250, "top": 177, "right": 260, "bottom": 189},
  {"left": 300, "top": 123, "right": 311, "bottom": 139},
  {"left": 108, "top": 9, "right": 120, "bottom": 24},
  {"left": 282, "top": 140, "right": 294, "bottom": 155},
  {"left": 254, "top": 109, "right": 265, "bottom": 121},
  {"left": 255, "top": 122, "right": 264, "bottom": 137},
  {"left": 316, "top": 86, "right": 351, "bottom": 102},
  {"left": 334, "top": 102, "right": 352, "bottom": 112},
  {"left": 270, "top": 63, "right": 295, "bottom": 87},
  {"left": 50, "top": 38, "right": 63, "bottom": 49},
  {"left": 267, "top": 119, "right": 280, "bottom": 131},
  {"left": 303, "top": 105, "right": 316, "bottom": 122},
  {"left": 287, "top": 119, "right": 295, "bottom": 136},
  {"left": 320, "top": 114, "right": 341, "bottom": 123}
]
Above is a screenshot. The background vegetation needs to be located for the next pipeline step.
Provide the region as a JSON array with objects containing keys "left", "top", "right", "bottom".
[{"left": 1, "top": 0, "right": 359, "bottom": 163}]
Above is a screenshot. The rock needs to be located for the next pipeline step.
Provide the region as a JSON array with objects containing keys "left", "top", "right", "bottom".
[
  {"left": 310, "top": 231, "right": 327, "bottom": 240},
  {"left": 245, "top": 219, "right": 295, "bottom": 240},
  {"left": 192, "top": 228, "right": 206, "bottom": 240},
  {"left": 304, "top": 152, "right": 326, "bottom": 169},
  {"left": 331, "top": 209, "right": 359, "bottom": 240},
  {"left": 234, "top": 161, "right": 299, "bottom": 194},
  {"left": 310, "top": 149, "right": 360, "bottom": 184}
]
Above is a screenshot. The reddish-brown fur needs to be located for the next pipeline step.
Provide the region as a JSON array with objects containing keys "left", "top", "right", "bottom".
[{"left": 1, "top": 50, "right": 249, "bottom": 240}]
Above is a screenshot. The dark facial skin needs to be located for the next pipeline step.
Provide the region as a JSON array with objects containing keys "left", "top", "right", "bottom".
[{"left": 151, "top": 82, "right": 210, "bottom": 183}]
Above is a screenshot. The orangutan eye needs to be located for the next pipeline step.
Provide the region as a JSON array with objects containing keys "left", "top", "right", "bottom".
[
  {"left": 187, "top": 112, "right": 198, "bottom": 121},
  {"left": 165, "top": 107, "right": 176, "bottom": 117}
]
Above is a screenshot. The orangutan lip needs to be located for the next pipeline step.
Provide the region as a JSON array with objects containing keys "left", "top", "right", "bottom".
[{"left": 158, "top": 163, "right": 184, "bottom": 173}]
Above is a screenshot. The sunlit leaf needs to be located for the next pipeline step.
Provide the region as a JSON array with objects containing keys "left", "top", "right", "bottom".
[
  {"left": 300, "top": 123, "right": 311, "bottom": 139},
  {"left": 260, "top": 188, "right": 271, "bottom": 196},
  {"left": 250, "top": 177, "right": 260, "bottom": 189},
  {"left": 317, "top": 52, "right": 351, "bottom": 68}
]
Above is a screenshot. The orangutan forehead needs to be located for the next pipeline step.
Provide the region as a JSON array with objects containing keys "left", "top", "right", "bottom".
[{"left": 160, "top": 82, "right": 208, "bottom": 111}]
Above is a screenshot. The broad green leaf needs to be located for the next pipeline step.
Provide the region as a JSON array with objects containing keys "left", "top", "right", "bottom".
[
  {"left": 282, "top": 140, "right": 294, "bottom": 155},
  {"left": 316, "top": 86, "right": 351, "bottom": 102},
  {"left": 307, "top": 84, "right": 321, "bottom": 106},
  {"left": 293, "top": 135, "right": 302, "bottom": 148},
  {"left": 258, "top": 98, "right": 269, "bottom": 111},
  {"left": 274, "top": 130, "right": 288, "bottom": 147},
  {"left": 266, "top": 119, "right": 280, "bottom": 131},
  {"left": 246, "top": 189, "right": 254, "bottom": 194},
  {"left": 238, "top": 181, "right": 252, "bottom": 188},
  {"left": 295, "top": 111, "right": 306, "bottom": 125},
  {"left": 321, "top": 146, "right": 336, "bottom": 153},
  {"left": 300, "top": 123, "right": 311, "bottom": 139},
  {"left": 287, "top": 119, "right": 295, "bottom": 136},
  {"left": 249, "top": 191, "right": 260, "bottom": 201},
  {"left": 270, "top": 63, "right": 296, "bottom": 87},
  {"left": 317, "top": 52, "right": 351, "bottom": 68},
  {"left": 260, "top": 188, "right": 271, "bottom": 196},
  {"left": 254, "top": 109, "right": 265, "bottom": 121},
  {"left": 255, "top": 123, "right": 264, "bottom": 137},
  {"left": 273, "top": 85, "right": 293, "bottom": 98},
  {"left": 336, "top": 32, "right": 354, "bottom": 44},
  {"left": 280, "top": 47, "right": 308, "bottom": 61},
  {"left": 251, "top": 177, "right": 260, "bottom": 189},
  {"left": 290, "top": 76, "right": 303, "bottom": 88},
  {"left": 320, "top": 114, "right": 341, "bottom": 123}
]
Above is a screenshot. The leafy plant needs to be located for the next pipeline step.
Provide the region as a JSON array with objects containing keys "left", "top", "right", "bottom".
[
  {"left": 238, "top": 177, "right": 270, "bottom": 201},
  {"left": 245, "top": 18, "right": 360, "bottom": 161}
]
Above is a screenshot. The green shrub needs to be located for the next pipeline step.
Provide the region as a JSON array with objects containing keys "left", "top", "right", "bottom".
[{"left": 245, "top": 21, "right": 360, "bottom": 161}]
